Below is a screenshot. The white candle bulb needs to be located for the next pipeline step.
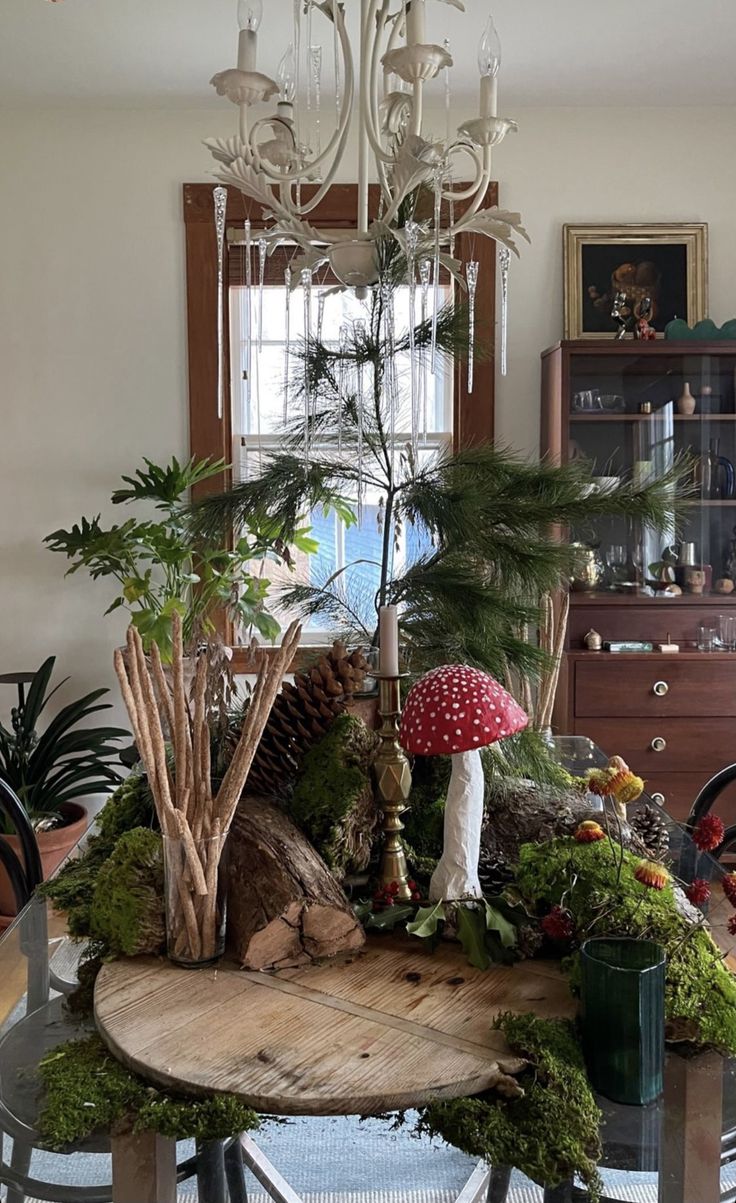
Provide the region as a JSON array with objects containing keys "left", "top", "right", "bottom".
[
  {"left": 379, "top": 605, "right": 400, "bottom": 677},
  {"left": 478, "top": 13, "right": 500, "bottom": 118},
  {"left": 406, "top": 0, "right": 426, "bottom": 46},
  {"left": 238, "top": 0, "right": 262, "bottom": 71},
  {"left": 278, "top": 42, "right": 297, "bottom": 102}
]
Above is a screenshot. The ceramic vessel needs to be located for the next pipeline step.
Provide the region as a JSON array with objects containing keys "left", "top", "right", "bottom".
[
  {"left": 676, "top": 382, "right": 696, "bottom": 415},
  {"left": 0, "top": 802, "right": 88, "bottom": 923}
]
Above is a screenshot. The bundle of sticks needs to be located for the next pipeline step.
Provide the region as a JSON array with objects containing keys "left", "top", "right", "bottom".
[
  {"left": 113, "top": 614, "right": 302, "bottom": 963},
  {"left": 504, "top": 590, "right": 570, "bottom": 732}
]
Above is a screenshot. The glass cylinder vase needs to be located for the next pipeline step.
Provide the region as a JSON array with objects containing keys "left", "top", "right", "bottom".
[
  {"left": 580, "top": 937, "right": 665, "bottom": 1105},
  {"left": 162, "top": 830, "right": 228, "bottom": 968}
]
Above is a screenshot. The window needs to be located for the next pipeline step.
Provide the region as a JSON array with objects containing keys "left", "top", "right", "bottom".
[
  {"left": 228, "top": 280, "right": 453, "bottom": 637},
  {"left": 183, "top": 182, "right": 497, "bottom": 656}
]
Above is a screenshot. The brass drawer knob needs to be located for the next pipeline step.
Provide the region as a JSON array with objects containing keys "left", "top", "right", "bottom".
[
  {"left": 652, "top": 681, "right": 669, "bottom": 697},
  {"left": 651, "top": 792, "right": 666, "bottom": 806},
  {"left": 650, "top": 737, "right": 667, "bottom": 752}
]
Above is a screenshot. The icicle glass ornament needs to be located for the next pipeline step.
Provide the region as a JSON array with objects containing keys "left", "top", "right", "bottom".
[
  {"left": 354, "top": 317, "right": 367, "bottom": 526},
  {"left": 301, "top": 267, "right": 313, "bottom": 466},
  {"left": 213, "top": 187, "right": 227, "bottom": 420},
  {"left": 309, "top": 43, "right": 323, "bottom": 164},
  {"left": 404, "top": 220, "right": 421, "bottom": 457},
  {"left": 243, "top": 219, "right": 253, "bottom": 424},
  {"left": 443, "top": 39, "right": 452, "bottom": 148},
  {"left": 419, "top": 258, "right": 431, "bottom": 442},
  {"left": 430, "top": 163, "right": 444, "bottom": 373},
  {"left": 337, "top": 321, "right": 349, "bottom": 454},
  {"left": 316, "top": 291, "right": 326, "bottom": 343},
  {"left": 499, "top": 246, "right": 511, "bottom": 377},
  {"left": 283, "top": 265, "right": 292, "bottom": 424},
  {"left": 380, "top": 283, "right": 399, "bottom": 454},
  {"left": 257, "top": 236, "right": 267, "bottom": 352},
  {"left": 332, "top": 0, "right": 341, "bottom": 124},
  {"left": 466, "top": 260, "right": 479, "bottom": 394}
]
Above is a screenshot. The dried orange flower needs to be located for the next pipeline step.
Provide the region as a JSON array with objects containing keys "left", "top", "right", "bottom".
[
  {"left": 609, "top": 770, "right": 645, "bottom": 806},
  {"left": 574, "top": 820, "right": 606, "bottom": 844},
  {"left": 634, "top": 859, "right": 670, "bottom": 890}
]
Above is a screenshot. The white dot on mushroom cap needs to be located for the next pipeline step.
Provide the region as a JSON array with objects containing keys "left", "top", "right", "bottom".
[
  {"left": 443, "top": 734, "right": 449, "bottom": 741},
  {"left": 473, "top": 735, "right": 479, "bottom": 742}
]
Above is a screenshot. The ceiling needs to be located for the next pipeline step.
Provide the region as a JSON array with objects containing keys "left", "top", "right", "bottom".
[{"left": 2, "top": 0, "right": 736, "bottom": 109}]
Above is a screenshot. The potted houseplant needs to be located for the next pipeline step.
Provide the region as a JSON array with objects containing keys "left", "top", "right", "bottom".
[
  {"left": 0, "top": 658, "right": 127, "bottom": 918},
  {"left": 44, "top": 456, "right": 303, "bottom": 660}
]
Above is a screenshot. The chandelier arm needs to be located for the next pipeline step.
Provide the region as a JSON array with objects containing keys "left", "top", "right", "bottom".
[
  {"left": 439, "top": 142, "right": 486, "bottom": 202},
  {"left": 367, "top": 0, "right": 400, "bottom": 170},
  {"left": 249, "top": 0, "right": 354, "bottom": 193},
  {"left": 451, "top": 149, "right": 492, "bottom": 224}
]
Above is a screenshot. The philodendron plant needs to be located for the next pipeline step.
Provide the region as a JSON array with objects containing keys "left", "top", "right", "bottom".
[{"left": 45, "top": 456, "right": 316, "bottom": 660}]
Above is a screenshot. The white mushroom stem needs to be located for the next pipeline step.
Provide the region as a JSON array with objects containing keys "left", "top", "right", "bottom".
[{"left": 429, "top": 748, "right": 484, "bottom": 902}]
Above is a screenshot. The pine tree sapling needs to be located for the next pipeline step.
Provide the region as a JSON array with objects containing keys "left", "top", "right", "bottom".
[
  {"left": 400, "top": 666, "right": 527, "bottom": 900},
  {"left": 186, "top": 238, "right": 688, "bottom": 688}
]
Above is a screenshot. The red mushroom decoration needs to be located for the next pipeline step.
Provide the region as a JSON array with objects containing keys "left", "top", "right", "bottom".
[{"left": 400, "top": 665, "right": 528, "bottom": 901}]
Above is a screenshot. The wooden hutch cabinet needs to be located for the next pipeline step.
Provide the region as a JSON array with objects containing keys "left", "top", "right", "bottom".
[{"left": 542, "top": 340, "right": 736, "bottom": 821}]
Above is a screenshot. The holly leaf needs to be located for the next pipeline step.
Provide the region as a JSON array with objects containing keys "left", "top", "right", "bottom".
[
  {"left": 406, "top": 900, "right": 446, "bottom": 939},
  {"left": 483, "top": 899, "right": 517, "bottom": 949},
  {"left": 456, "top": 904, "right": 491, "bottom": 971},
  {"left": 365, "top": 905, "right": 416, "bottom": 931}
]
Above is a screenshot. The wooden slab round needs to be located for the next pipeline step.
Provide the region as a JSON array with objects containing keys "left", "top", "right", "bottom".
[{"left": 94, "top": 938, "right": 574, "bottom": 1116}]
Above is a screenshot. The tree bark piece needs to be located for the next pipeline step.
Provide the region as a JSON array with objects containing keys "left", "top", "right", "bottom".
[{"left": 226, "top": 797, "right": 365, "bottom": 971}]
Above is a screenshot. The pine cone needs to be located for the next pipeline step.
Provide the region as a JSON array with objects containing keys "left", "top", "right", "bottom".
[
  {"left": 478, "top": 846, "right": 515, "bottom": 896},
  {"left": 245, "top": 642, "right": 369, "bottom": 797},
  {"left": 630, "top": 802, "right": 670, "bottom": 863}
]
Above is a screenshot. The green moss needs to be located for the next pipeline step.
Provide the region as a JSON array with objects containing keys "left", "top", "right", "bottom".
[
  {"left": 418, "top": 1012, "right": 602, "bottom": 1199},
  {"left": 403, "top": 755, "right": 450, "bottom": 864},
  {"left": 288, "top": 713, "right": 378, "bottom": 876},
  {"left": 38, "top": 1035, "right": 259, "bottom": 1151},
  {"left": 89, "top": 828, "right": 165, "bottom": 957},
  {"left": 516, "top": 837, "right": 736, "bottom": 1054},
  {"left": 40, "top": 773, "right": 155, "bottom": 937}
]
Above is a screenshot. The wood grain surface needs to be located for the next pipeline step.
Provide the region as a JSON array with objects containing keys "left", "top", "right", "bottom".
[{"left": 95, "top": 938, "right": 573, "bottom": 1116}]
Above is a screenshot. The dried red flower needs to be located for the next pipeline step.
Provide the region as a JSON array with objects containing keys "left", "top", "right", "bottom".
[
  {"left": 722, "top": 872, "right": 736, "bottom": 907},
  {"left": 692, "top": 814, "right": 725, "bottom": 852},
  {"left": 685, "top": 878, "right": 711, "bottom": 907},
  {"left": 574, "top": 820, "right": 606, "bottom": 844},
  {"left": 728, "top": 914, "right": 736, "bottom": 936},
  {"left": 541, "top": 905, "right": 574, "bottom": 941},
  {"left": 634, "top": 859, "right": 670, "bottom": 890}
]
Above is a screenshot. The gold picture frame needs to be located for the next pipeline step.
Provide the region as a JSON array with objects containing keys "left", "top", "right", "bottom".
[{"left": 563, "top": 223, "right": 708, "bottom": 339}]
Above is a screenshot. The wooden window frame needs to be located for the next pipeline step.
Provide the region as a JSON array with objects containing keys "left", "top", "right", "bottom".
[{"left": 183, "top": 181, "right": 498, "bottom": 662}]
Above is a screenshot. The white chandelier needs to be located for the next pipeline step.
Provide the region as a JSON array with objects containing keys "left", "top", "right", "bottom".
[{"left": 205, "top": 0, "right": 527, "bottom": 432}]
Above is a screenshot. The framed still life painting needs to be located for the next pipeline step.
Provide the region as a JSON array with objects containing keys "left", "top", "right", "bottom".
[{"left": 563, "top": 223, "right": 708, "bottom": 339}]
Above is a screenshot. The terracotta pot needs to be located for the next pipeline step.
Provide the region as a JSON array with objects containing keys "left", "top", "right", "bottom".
[{"left": 0, "top": 801, "right": 88, "bottom": 922}]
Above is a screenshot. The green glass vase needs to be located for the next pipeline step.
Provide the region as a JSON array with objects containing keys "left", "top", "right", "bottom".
[{"left": 580, "top": 937, "right": 665, "bottom": 1105}]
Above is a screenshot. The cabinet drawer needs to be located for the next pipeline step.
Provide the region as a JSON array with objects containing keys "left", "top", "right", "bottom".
[
  {"left": 575, "top": 659, "right": 736, "bottom": 718},
  {"left": 574, "top": 717, "right": 736, "bottom": 775},
  {"left": 637, "top": 773, "right": 736, "bottom": 823}
]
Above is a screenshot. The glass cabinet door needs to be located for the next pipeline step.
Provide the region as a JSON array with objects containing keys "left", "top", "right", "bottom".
[{"left": 568, "top": 349, "right": 736, "bottom": 597}]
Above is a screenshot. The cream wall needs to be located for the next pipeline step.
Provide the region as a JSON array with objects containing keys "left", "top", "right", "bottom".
[{"left": 1, "top": 105, "right": 735, "bottom": 708}]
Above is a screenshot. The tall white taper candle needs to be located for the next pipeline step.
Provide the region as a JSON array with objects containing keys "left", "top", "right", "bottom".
[{"left": 379, "top": 605, "right": 400, "bottom": 677}]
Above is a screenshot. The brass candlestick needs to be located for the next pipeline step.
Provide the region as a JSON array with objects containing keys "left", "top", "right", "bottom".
[{"left": 373, "top": 673, "right": 413, "bottom": 901}]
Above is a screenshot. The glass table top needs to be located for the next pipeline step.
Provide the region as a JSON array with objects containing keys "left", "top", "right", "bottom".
[{"left": 0, "top": 742, "right": 732, "bottom": 1203}]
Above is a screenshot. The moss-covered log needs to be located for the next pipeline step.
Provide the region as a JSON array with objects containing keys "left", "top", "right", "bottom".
[
  {"left": 226, "top": 797, "right": 365, "bottom": 970},
  {"left": 38, "top": 1034, "right": 259, "bottom": 1151},
  {"left": 287, "top": 713, "right": 379, "bottom": 878},
  {"left": 417, "top": 1011, "right": 602, "bottom": 1200},
  {"left": 517, "top": 836, "right": 736, "bottom": 1054}
]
